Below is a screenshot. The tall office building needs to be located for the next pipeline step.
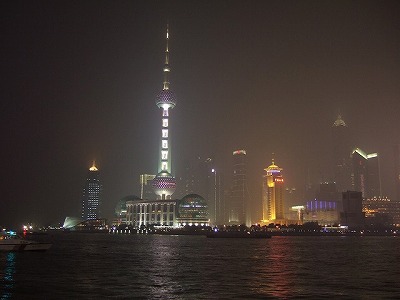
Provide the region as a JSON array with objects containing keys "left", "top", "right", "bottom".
[
  {"left": 209, "top": 166, "right": 223, "bottom": 225},
  {"left": 332, "top": 115, "right": 352, "bottom": 192},
  {"left": 352, "top": 148, "right": 381, "bottom": 198},
  {"left": 228, "top": 150, "right": 247, "bottom": 225},
  {"left": 82, "top": 161, "right": 102, "bottom": 220},
  {"left": 262, "top": 159, "right": 285, "bottom": 223},
  {"left": 152, "top": 25, "right": 177, "bottom": 200},
  {"left": 140, "top": 174, "right": 156, "bottom": 200}
]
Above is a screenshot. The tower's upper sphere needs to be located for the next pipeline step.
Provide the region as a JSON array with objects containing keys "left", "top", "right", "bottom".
[
  {"left": 156, "top": 89, "right": 177, "bottom": 109},
  {"left": 152, "top": 171, "right": 176, "bottom": 197}
]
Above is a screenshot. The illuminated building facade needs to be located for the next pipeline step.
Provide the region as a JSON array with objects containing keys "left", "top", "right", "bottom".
[
  {"left": 152, "top": 25, "right": 177, "bottom": 200},
  {"left": 352, "top": 148, "right": 381, "bottom": 198},
  {"left": 363, "top": 196, "right": 400, "bottom": 226},
  {"left": 140, "top": 174, "right": 156, "bottom": 199},
  {"left": 125, "top": 194, "right": 209, "bottom": 227},
  {"left": 228, "top": 150, "right": 247, "bottom": 225},
  {"left": 332, "top": 115, "right": 352, "bottom": 192},
  {"left": 81, "top": 162, "right": 102, "bottom": 220},
  {"left": 262, "top": 159, "right": 285, "bottom": 223}
]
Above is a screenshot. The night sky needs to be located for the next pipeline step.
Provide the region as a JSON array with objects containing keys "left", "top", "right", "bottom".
[{"left": 1, "top": 1, "right": 399, "bottom": 228}]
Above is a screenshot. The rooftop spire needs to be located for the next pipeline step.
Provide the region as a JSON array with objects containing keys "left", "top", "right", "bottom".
[
  {"left": 163, "top": 24, "right": 170, "bottom": 90},
  {"left": 89, "top": 160, "right": 98, "bottom": 171}
]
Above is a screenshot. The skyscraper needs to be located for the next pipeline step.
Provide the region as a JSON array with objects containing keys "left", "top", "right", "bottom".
[
  {"left": 262, "top": 158, "right": 285, "bottom": 223},
  {"left": 152, "top": 25, "right": 177, "bottom": 200},
  {"left": 332, "top": 115, "right": 352, "bottom": 192},
  {"left": 228, "top": 150, "right": 247, "bottom": 225},
  {"left": 81, "top": 161, "right": 102, "bottom": 220},
  {"left": 352, "top": 148, "right": 381, "bottom": 198}
]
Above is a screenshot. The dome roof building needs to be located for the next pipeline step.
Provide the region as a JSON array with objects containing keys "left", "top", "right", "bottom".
[{"left": 176, "top": 194, "right": 209, "bottom": 226}]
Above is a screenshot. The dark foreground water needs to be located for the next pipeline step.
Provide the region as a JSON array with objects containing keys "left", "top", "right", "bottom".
[{"left": 1, "top": 234, "right": 399, "bottom": 299}]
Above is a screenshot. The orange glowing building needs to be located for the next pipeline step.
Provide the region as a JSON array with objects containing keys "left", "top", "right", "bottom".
[{"left": 262, "top": 159, "right": 285, "bottom": 224}]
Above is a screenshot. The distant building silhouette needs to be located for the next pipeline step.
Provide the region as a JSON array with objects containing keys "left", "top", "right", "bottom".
[
  {"left": 351, "top": 148, "right": 381, "bottom": 198},
  {"left": 331, "top": 115, "right": 352, "bottom": 192},
  {"left": 340, "top": 191, "right": 364, "bottom": 228},
  {"left": 175, "top": 156, "right": 222, "bottom": 225},
  {"left": 81, "top": 162, "right": 102, "bottom": 220},
  {"left": 262, "top": 158, "right": 285, "bottom": 224},
  {"left": 228, "top": 150, "right": 248, "bottom": 225},
  {"left": 140, "top": 174, "right": 156, "bottom": 200}
]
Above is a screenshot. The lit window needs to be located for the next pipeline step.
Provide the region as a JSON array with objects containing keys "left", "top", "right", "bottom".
[
  {"left": 162, "top": 162, "right": 168, "bottom": 170},
  {"left": 163, "top": 110, "right": 169, "bottom": 117},
  {"left": 162, "top": 140, "right": 168, "bottom": 149},
  {"left": 162, "top": 151, "right": 168, "bottom": 160},
  {"left": 162, "top": 119, "right": 168, "bottom": 127},
  {"left": 162, "top": 129, "right": 168, "bottom": 138}
]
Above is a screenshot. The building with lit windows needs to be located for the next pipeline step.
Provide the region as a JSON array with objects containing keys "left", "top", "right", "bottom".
[
  {"left": 262, "top": 159, "right": 285, "bottom": 224},
  {"left": 81, "top": 162, "right": 102, "bottom": 220},
  {"left": 228, "top": 150, "right": 248, "bottom": 225},
  {"left": 152, "top": 25, "right": 177, "bottom": 200},
  {"left": 125, "top": 194, "right": 209, "bottom": 228},
  {"left": 351, "top": 148, "right": 381, "bottom": 198},
  {"left": 363, "top": 196, "right": 400, "bottom": 226},
  {"left": 332, "top": 115, "right": 352, "bottom": 192}
]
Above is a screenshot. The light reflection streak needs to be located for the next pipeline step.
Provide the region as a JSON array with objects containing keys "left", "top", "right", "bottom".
[
  {"left": 249, "top": 237, "right": 294, "bottom": 298},
  {"left": 148, "top": 236, "right": 183, "bottom": 298},
  {"left": 1, "top": 252, "right": 16, "bottom": 300}
]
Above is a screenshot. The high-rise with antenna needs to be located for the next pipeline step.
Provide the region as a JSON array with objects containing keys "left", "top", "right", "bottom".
[{"left": 152, "top": 25, "right": 177, "bottom": 200}]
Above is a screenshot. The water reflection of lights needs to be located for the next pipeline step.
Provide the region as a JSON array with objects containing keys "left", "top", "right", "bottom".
[
  {"left": 249, "top": 237, "right": 294, "bottom": 298},
  {"left": 1, "top": 252, "right": 16, "bottom": 299},
  {"left": 148, "top": 237, "right": 183, "bottom": 299}
]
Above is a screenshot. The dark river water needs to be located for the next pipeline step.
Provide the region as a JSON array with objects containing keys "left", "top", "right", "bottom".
[{"left": 1, "top": 233, "right": 399, "bottom": 299}]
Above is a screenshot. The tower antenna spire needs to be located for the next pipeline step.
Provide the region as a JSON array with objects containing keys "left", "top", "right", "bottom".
[{"left": 163, "top": 24, "right": 170, "bottom": 90}]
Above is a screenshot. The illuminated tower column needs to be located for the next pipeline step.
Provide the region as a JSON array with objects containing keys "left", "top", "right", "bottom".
[
  {"left": 152, "top": 25, "right": 177, "bottom": 200},
  {"left": 262, "top": 158, "right": 284, "bottom": 223}
]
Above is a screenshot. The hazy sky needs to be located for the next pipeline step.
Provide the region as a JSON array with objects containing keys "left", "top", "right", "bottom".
[{"left": 1, "top": 0, "right": 399, "bottom": 228}]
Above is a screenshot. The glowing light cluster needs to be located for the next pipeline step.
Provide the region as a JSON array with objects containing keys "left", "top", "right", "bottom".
[
  {"left": 152, "top": 171, "right": 177, "bottom": 197},
  {"left": 156, "top": 89, "right": 177, "bottom": 108}
]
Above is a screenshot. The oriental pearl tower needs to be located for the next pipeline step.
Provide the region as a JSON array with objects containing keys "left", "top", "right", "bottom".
[{"left": 152, "top": 25, "right": 177, "bottom": 200}]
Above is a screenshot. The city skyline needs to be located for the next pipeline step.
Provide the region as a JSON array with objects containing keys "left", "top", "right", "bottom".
[{"left": 1, "top": 1, "right": 399, "bottom": 228}]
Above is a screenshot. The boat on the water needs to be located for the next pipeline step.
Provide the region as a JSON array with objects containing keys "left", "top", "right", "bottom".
[
  {"left": 0, "top": 231, "right": 52, "bottom": 251},
  {"left": 206, "top": 231, "right": 271, "bottom": 239}
]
